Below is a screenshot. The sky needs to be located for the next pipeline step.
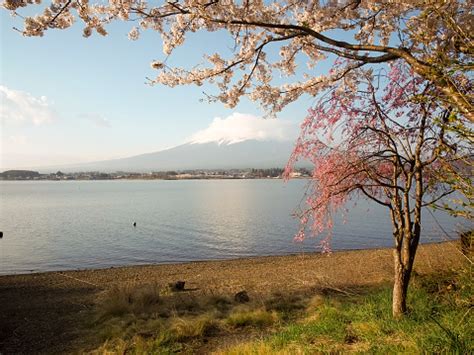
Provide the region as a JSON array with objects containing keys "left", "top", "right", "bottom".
[{"left": 0, "top": 7, "right": 319, "bottom": 170}]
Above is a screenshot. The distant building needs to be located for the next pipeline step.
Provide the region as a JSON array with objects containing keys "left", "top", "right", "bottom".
[{"left": 289, "top": 171, "right": 302, "bottom": 178}]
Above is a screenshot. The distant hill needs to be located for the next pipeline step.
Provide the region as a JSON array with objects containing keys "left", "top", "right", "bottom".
[
  {"left": 38, "top": 140, "right": 301, "bottom": 173},
  {"left": 0, "top": 170, "right": 41, "bottom": 179}
]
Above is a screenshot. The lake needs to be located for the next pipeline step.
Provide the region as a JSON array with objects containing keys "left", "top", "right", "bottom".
[{"left": 0, "top": 180, "right": 465, "bottom": 275}]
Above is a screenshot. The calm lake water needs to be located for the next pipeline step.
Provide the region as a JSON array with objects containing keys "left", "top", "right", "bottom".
[{"left": 0, "top": 180, "right": 466, "bottom": 275}]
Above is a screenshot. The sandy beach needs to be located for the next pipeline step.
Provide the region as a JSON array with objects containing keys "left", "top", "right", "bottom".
[{"left": 0, "top": 241, "right": 463, "bottom": 353}]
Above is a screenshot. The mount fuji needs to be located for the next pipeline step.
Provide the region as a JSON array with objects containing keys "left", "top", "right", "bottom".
[{"left": 41, "top": 139, "right": 297, "bottom": 172}]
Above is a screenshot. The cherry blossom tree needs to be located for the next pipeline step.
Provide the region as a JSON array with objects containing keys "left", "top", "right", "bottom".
[
  {"left": 3, "top": 0, "right": 473, "bottom": 121},
  {"left": 285, "top": 61, "right": 468, "bottom": 317}
]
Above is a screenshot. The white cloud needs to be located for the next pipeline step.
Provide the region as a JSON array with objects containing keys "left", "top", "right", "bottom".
[
  {"left": 80, "top": 113, "right": 112, "bottom": 128},
  {"left": 0, "top": 85, "right": 57, "bottom": 125},
  {"left": 188, "top": 112, "right": 297, "bottom": 145}
]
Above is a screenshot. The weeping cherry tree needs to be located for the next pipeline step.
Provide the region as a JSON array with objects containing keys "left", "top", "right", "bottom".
[{"left": 285, "top": 62, "right": 467, "bottom": 317}]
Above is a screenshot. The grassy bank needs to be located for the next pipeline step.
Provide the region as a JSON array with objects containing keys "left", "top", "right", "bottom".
[
  {"left": 0, "top": 241, "right": 470, "bottom": 353},
  {"left": 221, "top": 270, "right": 473, "bottom": 354},
  {"left": 92, "top": 266, "right": 472, "bottom": 354}
]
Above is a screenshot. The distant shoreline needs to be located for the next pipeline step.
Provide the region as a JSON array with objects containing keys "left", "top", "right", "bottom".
[
  {"left": 0, "top": 176, "right": 285, "bottom": 181},
  {"left": 0, "top": 168, "right": 311, "bottom": 181},
  {"left": 0, "top": 176, "right": 311, "bottom": 182}
]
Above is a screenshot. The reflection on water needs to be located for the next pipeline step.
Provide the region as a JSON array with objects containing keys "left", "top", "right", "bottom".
[{"left": 0, "top": 180, "right": 465, "bottom": 275}]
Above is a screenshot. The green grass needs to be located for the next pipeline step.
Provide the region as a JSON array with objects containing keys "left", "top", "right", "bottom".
[
  {"left": 91, "top": 266, "right": 473, "bottom": 354},
  {"left": 221, "top": 268, "right": 473, "bottom": 354}
]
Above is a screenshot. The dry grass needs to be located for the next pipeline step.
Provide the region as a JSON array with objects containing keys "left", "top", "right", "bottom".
[
  {"left": 226, "top": 309, "right": 279, "bottom": 328},
  {"left": 264, "top": 291, "right": 306, "bottom": 315},
  {"left": 215, "top": 341, "right": 306, "bottom": 355},
  {"left": 98, "top": 283, "right": 162, "bottom": 318},
  {"left": 169, "top": 314, "right": 219, "bottom": 340}
]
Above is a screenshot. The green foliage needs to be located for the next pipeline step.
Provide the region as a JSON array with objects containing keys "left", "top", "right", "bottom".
[{"left": 432, "top": 112, "right": 474, "bottom": 220}]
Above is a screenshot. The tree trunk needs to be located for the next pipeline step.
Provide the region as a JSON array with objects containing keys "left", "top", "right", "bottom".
[{"left": 392, "top": 249, "right": 412, "bottom": 318}]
